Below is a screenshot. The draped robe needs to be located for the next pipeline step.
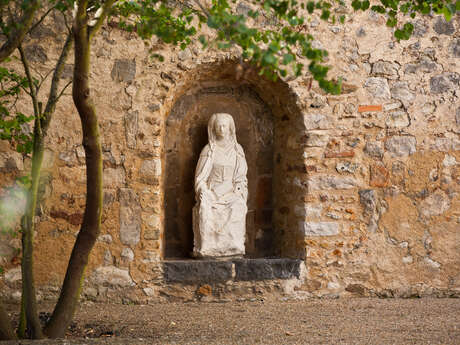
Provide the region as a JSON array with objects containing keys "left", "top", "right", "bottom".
[{"left": 192, "top": 142, "right": 248, "bottom": 258}]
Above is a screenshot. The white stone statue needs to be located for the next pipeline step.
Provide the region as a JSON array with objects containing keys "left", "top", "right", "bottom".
[{"left": 192, "top": 113, "right": 248, "bottom": 258}]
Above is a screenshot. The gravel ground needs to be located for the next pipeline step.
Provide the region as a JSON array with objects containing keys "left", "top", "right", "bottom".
[{"left": 3, "top": 298, "right": 460, "bottom": 344}]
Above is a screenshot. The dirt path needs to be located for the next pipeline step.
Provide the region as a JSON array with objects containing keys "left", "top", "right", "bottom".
[{"left": 3, "top": 298, "right": 460, "bottom": 344}]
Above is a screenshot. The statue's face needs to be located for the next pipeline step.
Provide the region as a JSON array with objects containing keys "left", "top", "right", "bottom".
[{"left": 214, "top": 117, "right": 231, "bottom": 139}]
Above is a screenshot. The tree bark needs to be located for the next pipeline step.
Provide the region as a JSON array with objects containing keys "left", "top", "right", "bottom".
[
  {"left": 0, "top": 302, "right": 16, "bottom": 340},
  {"left": 16, "top": 32, "right": 73, "bottom": 340},
  {"left": 17, "top": 44, "right": 44, "bottom": 340},
  {"left": 0, "top": 0, "right": 41, "bottom": 62},
  {"left": 44, "top": 0, "right": 103, "bottom": 338}
]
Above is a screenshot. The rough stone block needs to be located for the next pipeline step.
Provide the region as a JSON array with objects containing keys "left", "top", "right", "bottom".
[
  {"left": 450, "top": 38, "right": 460, "bottom": 58},
  {"left": 140, "top": 159, "right": 162, "bottom": 184},
  {"left": 125, "top": 111, "right": 139, "bottom": 149},
  {"left": 430, "top": 73, "right": 459, "bottom": 94},
  {"left": 371, "top": 61, "right": 398, "bottom": 79},
  {"left": 301, "top": 221, "right": 339, "bottom": 236},
  {"left": 111, "top": 59, "right": 136, "bottom": 82},
  {"left": 104, "top": 167, "right": 126, "bottom": 188},
  {"left": 385, "top": 136, "right": 416, "bottom": 157},
  {"left": 233, "top": 258, "right": 303, "bottom": 281},
  {"left": 336, "top": 162, "right": 359, "bottom": 174},
  {"left": 364, "top": 141, "right": 384, "bottom": 159},
  {"left": 0, "top": 151, "right": 24, "bottom": 171},
  {"left": 307, "top": 175, "right": 357, "bottom": 190},
  {"left": 385, "top": 110, "right": 410, "bottom": 128},
  {"left": 305, "top": 132, "right": 329, "bottom": 147},
  {"left": 390, "top": 82, "right": 415, "bottom": 107},
  {"left": 433, "top": 16, "right": 455, "bottom": 35},
  {"left": 364, "top": 77, "right": 390, "bottom": 99},
  {"left": 358, "top": 189, "right": 377, "bottom": 215},
  {"left": 370, "top": 162, "right": 390, "bottom": 187},
  {"left": 119, "top": 188, "right": 141, "bottom": 246},
  {"left": 419, "top": 190, "right": 450, "bottom": 218},
  {"left": 163, "top": 260, "right": 233, "bottom": 283},
  {"left": 294, "top": 204, "right": 322, "bottom": 218},
  {"left": 92, "top": 266, "right": 134, "bottom": 287},
  {"left": 303, "top": 113, "right": 331, "bottom": 130}
]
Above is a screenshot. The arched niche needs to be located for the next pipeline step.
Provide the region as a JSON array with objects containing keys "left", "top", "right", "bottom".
[{"left": 162, "top": 61, "right": 305, "bottom": 259}]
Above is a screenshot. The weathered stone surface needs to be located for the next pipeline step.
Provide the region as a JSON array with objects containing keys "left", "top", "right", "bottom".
[
  {"left": 370, "top": 162, "right": 389, "bottom": 187},
  {"left": 178, "top": 48, "right": 192, "bottom": 61},
  {"left": 111, "top": 59, "right": 136, "bottom": 82},
  {"left": 413, "top": 19, "right": 428, "bottom": 37},
  {"left": 294, "top": 204, "right": 322, "bottom": 218},
  {"left": 301, "top": 221, "right": 339, "bottom": 236},
  {"left": 163, "top": 260, "right": 233, "bottom": 283},
  {"left": 305, "top": 132, "right": 329, "bottom": 147},
  {"left": 385, "top": 110, "right": 410, "bottom": 128},
  {"left": 371, "top": 61, "right": 399, "bottom": 79},
  {"left": 307, "top": 175, "right": 357, "bottom": 190},
  {"left": 125, "top": 111, "right": 139, "bottom": 149},
  {"left": 449, "top": 38, "right": 460, "bottom": 58},
  {"left": 385, "top": 136, "right": 416, "bottom": 157},
  {"left": 430, "top": 73, "right": 459, "bottom": 94},
  {"left": 104, "top": 167, "right": 126, "bottom": 188},
  {"left": 92, "top": 266, "right": 134, "bottom": 287},
  {"left": 4, "top": 267, "right": 21, "bottom": 284},
  {"left": 364, "top": 141, "right": 384, "bottom": 159},
  {"left": 140, "top": 159, "right": 161, "bottom": 184},
  {"left": 121, "top": 247, "right": 134, "bottom": 261},
  {"left": 119, "top": 188, "right": 141, "bottom": 246},
  {"left": 433, "top": 16, "right": 455, "bottom": 35},
  {"left": 24, "top": 44, "right": 47, "bottom": 63},
  {"left": 233, "top": 258, "right": 303, "bottom": 281},
  {"left": 303, "top": 113, "right": 331, "bottom": 130},
  {"left": 98, "top": 234, "right": 113, "bottom": 244},
  {"left": 419, "top": 190, "right": 451, "bottom": 218},
  {"left": 0, "top": 151, "right": 24, "bottom": 171},
  {"left": 364, "top": 77, "right": 391, "bottom": 99},
  {"left": 390, "top": 82, "right": 415, "bottom": 107},
  {"left": 359, "top": 189, "right": 377, "bottom": 217},
  {"left": 336, "top": 161, "right": 359, "bottom": 174}
]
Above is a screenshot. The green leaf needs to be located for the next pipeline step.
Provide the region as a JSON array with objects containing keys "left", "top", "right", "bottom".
[
  {"left": 361, "top": 0, "right": 370, "bottom": 10},
  {"left": 351, "top": 0, "right": 361, "bottom": 10},
  {"left": 282, "top": 53, "right": 294, "bottom": 64},
  {"left": 386, "top": 17, "right": 397, "bottom": 27},
  {"left": 441, "top": 6, "right": 452, "bottom": 21}
]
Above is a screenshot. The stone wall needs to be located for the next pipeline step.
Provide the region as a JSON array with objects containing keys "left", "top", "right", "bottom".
[{"left": 0, "top": 6, "right": 459, "bottom": 301}]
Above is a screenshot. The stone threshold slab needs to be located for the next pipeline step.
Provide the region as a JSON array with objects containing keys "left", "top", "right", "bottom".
[{"left": 162, "top": 258, "right": 303, "bottom": 283}]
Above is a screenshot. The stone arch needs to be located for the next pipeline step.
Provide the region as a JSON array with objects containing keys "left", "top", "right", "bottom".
[{"left": 161, "top": 60, "right": 304, "bottom": 259}]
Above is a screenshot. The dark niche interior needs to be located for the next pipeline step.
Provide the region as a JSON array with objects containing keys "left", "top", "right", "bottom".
[{"left": 164, "top": 84, "right": 277, "bottom": 259}]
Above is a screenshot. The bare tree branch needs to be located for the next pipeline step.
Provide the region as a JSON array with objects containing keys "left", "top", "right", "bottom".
[
  {"left": 0, "top": 0, "right": 41, "bottom": 63},
  {"left": 18, "top": 44, "right": 40, "bottom": 118},
  {"left": 28, "top": 4, "right": 57, "bottom": 35},
  {"left": 41, "top": 30, "right": 73, "bottom": 134}
]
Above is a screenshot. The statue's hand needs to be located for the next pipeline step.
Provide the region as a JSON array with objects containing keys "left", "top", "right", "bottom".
[{"left": 199, "top": 188, "right": 214, "bottom": 203}]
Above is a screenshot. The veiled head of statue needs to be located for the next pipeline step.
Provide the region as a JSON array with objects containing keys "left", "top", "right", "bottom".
[{"left": 208, "top": 113, "right": 236, "bottom": 145}]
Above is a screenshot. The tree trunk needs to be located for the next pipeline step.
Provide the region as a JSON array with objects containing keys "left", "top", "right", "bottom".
[
  {"left": 17, "top": 45, "right": 45, "bottom": 340},
  {"left": 0, "top": 302, "right": 16, "bottom": 340},
  {"left": 44, "top": 0, "right": 103, "bottom": 337},
  {"left": 19, "top": 125, "right": 45, "bottom": 339}
]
